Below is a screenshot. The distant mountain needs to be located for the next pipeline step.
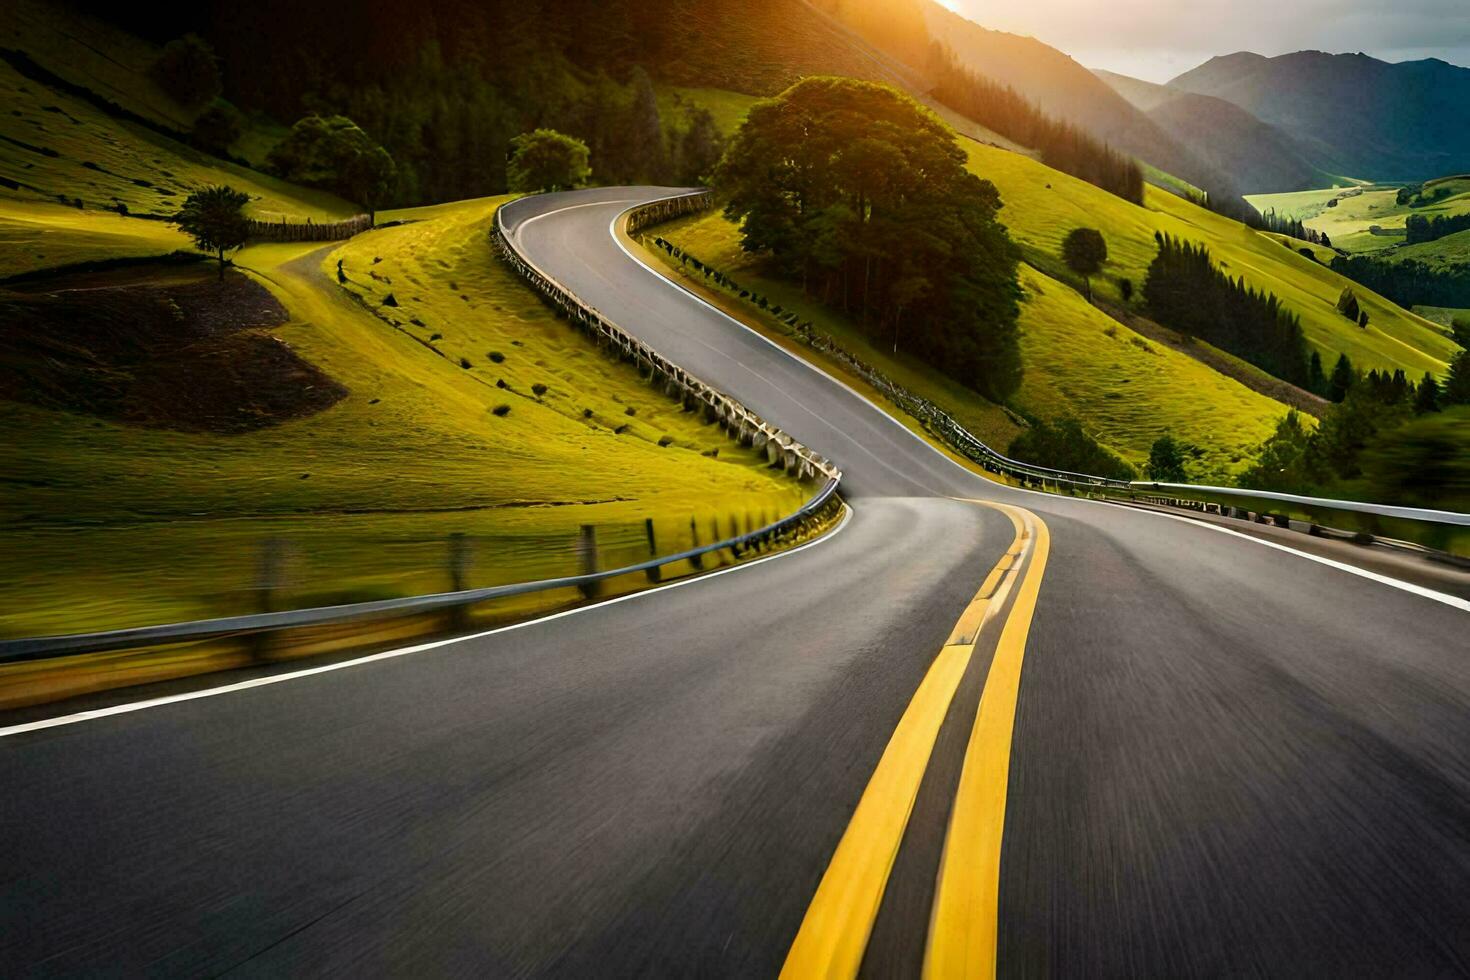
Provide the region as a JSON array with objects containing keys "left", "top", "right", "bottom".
[
  {"left": 1094, "top": 70, "right": 1329, "bottom": 193},
  {"left": 917, "top": 1, "right": 1244, "bottom": 205},
  {"left": 1168, "top": 51, "right": 1470, "bottom": 182}
]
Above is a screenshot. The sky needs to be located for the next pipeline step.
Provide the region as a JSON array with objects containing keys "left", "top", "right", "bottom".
[{"left": 936, "top": 0, "right": 1470, "bottom": 82}]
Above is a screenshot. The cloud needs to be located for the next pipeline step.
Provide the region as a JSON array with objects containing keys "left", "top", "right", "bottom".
[{"left": 945, "top": 0, "right": 1470, "bottom": 81}]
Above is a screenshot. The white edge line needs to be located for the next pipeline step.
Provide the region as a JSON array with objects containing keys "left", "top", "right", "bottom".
[
  {"left": 0, "top": 504, "right": 854, "bottom": 738},
  {"left": 609, "top": 202, "right": 1470, "bottom": 614},
  {"left": 1141, "top": 508, "right": 1469, "bottom": 613}
]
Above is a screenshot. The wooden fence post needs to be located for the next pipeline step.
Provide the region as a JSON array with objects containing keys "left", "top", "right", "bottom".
[
  {"left": 578, "top": 525, "right": 599, "bottom": 599},
  {"left": 644, "top": 518, "right": 661, "bottom": 583}
]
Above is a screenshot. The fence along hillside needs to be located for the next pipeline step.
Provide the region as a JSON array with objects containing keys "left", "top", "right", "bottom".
[{"left": 247, "top": 214, "right": 372, "bottom": 242}]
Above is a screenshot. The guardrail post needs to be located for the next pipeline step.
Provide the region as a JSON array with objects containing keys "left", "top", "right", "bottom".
[
  {"left": 447, "top": 532, "right": 472, "bottom": 628},
  {"left": 578, "top": 525, "right": 599, "bottom": 599},
  {"left": 250, "top": 538, "right": 285, "bottom": 658},
  {"left": 690, "top": 518, "right": 704, "bottom": 570},
  {"left": 644, "top": 518, "right": 661, "bottom": 583}
]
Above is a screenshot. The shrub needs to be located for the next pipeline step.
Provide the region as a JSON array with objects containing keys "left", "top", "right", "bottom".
[
  {"left": 488, "top": 351, "right": 505, "bottom": 363},
  {"left": 507, "top": 129, "right": 591, "bottom": 193},
  {"left": 150, "top": 34, "right": 221, "bottom": 109},
  {"left": 1336, "top": 287, "right": 1360, "bottom": 321},
  {"left": 658, "top": 435, "right": 674, "bottom": 447},
  {"left": 532, "top": 383, "right": 549, "bottom": 397},
  {"left": 192, "top": 99, "right": 243, "bottom": 155},
  {"left": 1007, "top": 416, "right": 1135, "bottom": 481},
  {"left": 492, "top": 404, "right": 511, "bottom": 416},
  {"left": 459, "top": 357, "right": 472, "bottom": 369},
  {"left": 624, "top": 406, "right": 636, "bottom": 416}
]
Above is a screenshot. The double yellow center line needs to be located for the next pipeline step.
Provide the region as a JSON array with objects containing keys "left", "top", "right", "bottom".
[{"left": 780, "top": 500, "right": 1051, "bottom": 979}]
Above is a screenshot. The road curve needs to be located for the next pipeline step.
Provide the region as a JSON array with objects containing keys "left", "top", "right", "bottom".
[{"left": 3, "top": 188, "right": 1468, "bottom": 976}]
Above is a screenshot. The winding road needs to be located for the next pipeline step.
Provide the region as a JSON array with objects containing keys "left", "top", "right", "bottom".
[{"left": 3, "top": 187, "right": 1469, "bottom": 977}]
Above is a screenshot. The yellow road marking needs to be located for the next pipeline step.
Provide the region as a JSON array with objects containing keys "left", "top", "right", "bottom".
[
  {"left": 924, "top": 504, "right": 1051, "bottom": 980},
  {"left": 780, "top": 502, "right": 1039, "bottom": 979}
]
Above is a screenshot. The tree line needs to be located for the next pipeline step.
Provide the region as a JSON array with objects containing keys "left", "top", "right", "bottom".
[
  {"left": 717, "top": 77, "right": 1023, "bottom": 401},
  {"left": 1237, "top": 321, "right": 1470, "bottom": 511},
  {"left": 925, "top": 45, "right": 1144, "bottom": 204},
  {"left": 1254, "top": 208, "right": 1331, "bottom": 247},
  {"left": 1404, "top": 211, "right": 1470, "bottom": 245},
  {"left": 1328, "top": 255, "right": 1470, "bottom": 310},
  {"left": 1143, "top": 233, "right": 1311, "bottom": 387}
]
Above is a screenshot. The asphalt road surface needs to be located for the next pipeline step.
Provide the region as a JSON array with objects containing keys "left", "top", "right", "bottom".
[{"left": 3, "top": 188, "right": 1468, "bottom": 977}]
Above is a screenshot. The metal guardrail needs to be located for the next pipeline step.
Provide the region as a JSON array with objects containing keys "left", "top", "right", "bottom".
[
  {"left": 1132, "top": 483, "right": 1470, "bottom": 527},
  {"left": 0, "top": 480, "right": 841, "bottom": 664},
  {"left": 496, "top": 192, "right": 840, "bottom": 483},
  {"left": 0, "top": 192, "right": 847, "bottom": 666}
]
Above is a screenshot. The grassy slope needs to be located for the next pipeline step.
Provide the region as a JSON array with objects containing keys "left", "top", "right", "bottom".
[
  {"left": 965, "top": 142, "right": 1459, "bottom": 377},
  {"left": 0, "top": 197, "right": 802, "bottom": 637},
  {"left": 0, "top": 198, "right": 190, "bottom": 277},
  {"left": 649, "top": 208, "right": 1289, "bottom": 479},
  {"left": 0, "top": 58, "right": 356, "bottom": 221}
]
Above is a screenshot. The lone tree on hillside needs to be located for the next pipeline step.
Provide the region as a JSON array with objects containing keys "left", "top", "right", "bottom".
[
  {"left": 268, "top": 115, "right": 397, "bottom": 223},
  {"left": 175, "top": 185, "right": 250, "bottom": 280},
  {"left": 1062, "top": 228, "right": 1107, "bottom": 301},
  {"left": 507, "top": 129, "right": 592, "bottom": 193},
  {"left": 1146, "top": 433, "right": 1189, "bottom": 482},
  {"left": 1336, "top": 286, "right": 1361, "bottom": 322},
  {"left": 150, "top": 34, "right": 221, "bottom": 109}
]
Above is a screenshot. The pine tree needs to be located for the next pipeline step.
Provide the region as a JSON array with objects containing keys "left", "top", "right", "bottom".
[
  {"left": 1308, "top": 350, "right": 1327, "bottom": 396},
  {"left": 1414, "top": 372, "right": 1441, "bottom": 414},
  {"left": 1444, "top": 349, "right": 1470, "bottom": 406},
  {"left": 1328, "top": 353, "right": 1355, "bottom": 403}
]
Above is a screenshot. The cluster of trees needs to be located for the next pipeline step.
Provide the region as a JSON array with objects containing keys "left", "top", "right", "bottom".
[
  {"left": 718, "top": 78, "right": 1023, "bottom": 400},
  {"left": 1334, "top": 287, "right": 1370, "bottom": 328},
  {"left": 1254, "top": 208, "right": 1331, "bottom": 247},
  {"left": 1007, "top": 417, "right": 1136, "bottom": 481},
  {"left": 1238, "top": 325, "right": 1470, "bottom": 509},
  {"left": 1143, "top": 233, "right": 1311, "bottom": 387},
  {"left": 1404, "top": 211, "right": 1470, "bottom": 245},
  {"left": 266, "top": 115, "right": 397, "bottom": 222},
  {"left": 926, "top": 46, "right": 1144, "bottom": 204},
  {"left": 1329, "top": 255, "right": 1470, "bottom": 309},
  {"left": 506, "top": 130, "right": 591, "bottom": 192}
]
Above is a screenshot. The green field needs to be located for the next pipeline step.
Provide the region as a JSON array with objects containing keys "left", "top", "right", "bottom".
[
  {"left": 0, "top": 198, "right": 191, "bottom": 278},
  {"left": 0, "top": 197, "right": 803, "bottom": 639},
  {"left": 1248, "top": 178, "right": 1470, "bottom": 256},
  {"left": 963, "top": 141, "right": 1459, "bottom": 377},
  {"left": 645, "top": 209, "right": 1292, "bottom": 479}
]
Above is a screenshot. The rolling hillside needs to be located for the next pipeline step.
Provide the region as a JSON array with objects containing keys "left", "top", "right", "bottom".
[
  {"left": 644, "top": 82, "right": 1457, "bottom": 439},
  {"left": 1094, "top": 69, "right": 1332, "bottom": 193},
  {"left": 964, "top": 139, "right": 1459, "bottom": 376},
  {"left": 1170, "top": 50, "right": 1470, "bottom": 182},
  {"left": 0, "top": 23, "right": 805, "bottom": 639},
  {"left": 1248, "top": 176, "right": 1470, "bottom": 254}
]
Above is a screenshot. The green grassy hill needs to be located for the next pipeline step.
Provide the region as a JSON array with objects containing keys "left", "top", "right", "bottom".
[
  {"left": 965, "top": 141, "right": 1459, "bottom": 377},
  {"left": 669, "top": 83, "right": 1454, "bottom": 379},
  {"left": 0, "top": 56, "right": 356, "bottom": 221},
  {"left": 0, "top": 38, "right": 804, "bottom": 640},
  {"left": 1, "top": 197, "right": 802, "bottom": 639}
]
